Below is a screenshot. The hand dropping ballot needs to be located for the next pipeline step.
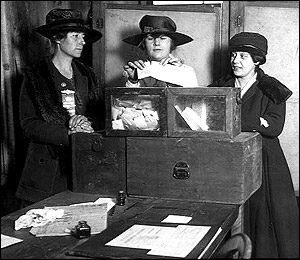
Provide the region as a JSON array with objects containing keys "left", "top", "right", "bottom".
[{"left": 137, "top": 61, "right": 198, "bottom": 87}]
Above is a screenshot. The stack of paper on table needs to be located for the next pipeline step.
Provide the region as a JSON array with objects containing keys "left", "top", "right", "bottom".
[
  {"left": 14, "top": 197, "right": 115, "bottom": 237},
  {"left": 29, "top": 203, "right": 107, "bottom": 237},
  {"left": 105, "top": 224, "right": 211, "bottom": 258}
]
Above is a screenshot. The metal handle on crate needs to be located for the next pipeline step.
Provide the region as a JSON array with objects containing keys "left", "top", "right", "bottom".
[
  {"left": 173, "top": 161, "right": 190, "bottom": 180},
  {"left": 92, "top": 136, "right": 103, "bottom": 152}
]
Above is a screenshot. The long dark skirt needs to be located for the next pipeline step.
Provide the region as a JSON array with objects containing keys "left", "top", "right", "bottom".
[{"left": 244, "top": 146, "right": 299, "bottom": 258}]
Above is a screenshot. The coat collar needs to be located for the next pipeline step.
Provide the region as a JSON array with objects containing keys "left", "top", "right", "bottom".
[
  {"left": 213, "top": 68, "right": 292, "bottom": 104},
  {"left": 256, "top": 68, "right": 292, "bottom": 104}
]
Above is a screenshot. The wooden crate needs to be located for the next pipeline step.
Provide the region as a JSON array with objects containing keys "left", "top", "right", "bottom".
[
  {"left": 71, "top": 132, "right": 126, "bottom": 196},
  {"left": 167, "top": 87, "right": 241, "bottom": 139},
  {"left": 105, "top": 87, "right": 167, "bottom": 137},
  {"left": 126, "top": 132, "right": 262, "bottom": 204}
]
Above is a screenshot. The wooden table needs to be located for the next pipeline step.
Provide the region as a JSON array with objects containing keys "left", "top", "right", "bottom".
[{"left": 1, "top": 191, "right": 239, "bottom": 259}]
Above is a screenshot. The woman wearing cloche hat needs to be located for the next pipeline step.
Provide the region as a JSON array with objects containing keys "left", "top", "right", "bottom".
[
  {"left": 209, "top": 32, "right": 299, "bottom": 258},
  {"left": 122, "top": 15, "right": 199, "bottom": 88},
  {"left": 16, "top": 9, "right": 104, "bottom": 205}
]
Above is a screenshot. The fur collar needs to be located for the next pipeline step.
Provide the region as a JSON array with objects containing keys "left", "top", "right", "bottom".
[
  {"left": 209, "top": 69, "right": 292, "bottom": 104},
  {"left": 256, "top": 69, "right": 292, "bottom": 104}
]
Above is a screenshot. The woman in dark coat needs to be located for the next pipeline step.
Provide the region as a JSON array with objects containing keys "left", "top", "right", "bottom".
[
  {"left": 16, "top": 8, "right": 104, "bottom": 204},
  {"left": 208, "top": 32, "right": 299, "bottom": 258}
]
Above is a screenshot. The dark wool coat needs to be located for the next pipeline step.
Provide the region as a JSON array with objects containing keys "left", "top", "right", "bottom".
[
  {"left": 16, "top": 57, "right": 104, "bottom": 203},
  {"left": 208, "top": 68, "right": 299, "bottom": 258}
]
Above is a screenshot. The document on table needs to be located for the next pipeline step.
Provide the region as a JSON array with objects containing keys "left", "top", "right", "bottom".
[
  {"left": 1, "top": 234, "right": 23, "bottom": 249},
  {"left": 161, "top": 214, "right": 192, "bottom": 224},
  {"left": 29, "top": 203, "right": 107, "bottom": 237},
  {"left": 14, "top": 197, "right": 115, "bottom": 237},
  {"left": 70, "top": 197, "right": 116, "bottom": 212},
  {"left": 105, "top": 224, "right": 211, "bottom": 258}
]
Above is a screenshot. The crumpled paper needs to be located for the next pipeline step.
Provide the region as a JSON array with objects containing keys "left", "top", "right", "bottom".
[
  {"left": 111, "top": 97, "right": 160, "bottom": 131},
  {"left": 14, "top": 208, "right": 64, "bottom": 231}
]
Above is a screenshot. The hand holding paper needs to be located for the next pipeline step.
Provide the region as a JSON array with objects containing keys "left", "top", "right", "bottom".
[{"left": 137, "top": 61, "right": 198, "bottom": 87}]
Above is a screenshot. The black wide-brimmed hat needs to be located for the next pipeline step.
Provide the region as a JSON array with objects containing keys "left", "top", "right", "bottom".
[
  {"left": 229, "top": 32, "right": 268, "bottom": 64},
  {"left": 34, "top": 8, "right": 102, "bottom": 43},
  {"left": 122, "top": 15, "right": 193, "bottom": 47}
]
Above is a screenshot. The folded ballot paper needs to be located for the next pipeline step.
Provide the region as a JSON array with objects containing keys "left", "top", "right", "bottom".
[
  {"left": 14, "top": 198, "right": 115, "bottom": 237},
  {"left": 137, "top": 61, "right": 197, "bottom": 87},
  {"left": 174, "top": 105, "right": 209, "bottom": 131}
]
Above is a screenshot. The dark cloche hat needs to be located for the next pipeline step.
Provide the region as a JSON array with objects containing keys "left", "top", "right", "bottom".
[
  {"left": 229, "top": 32, "right": 268, "bottom": 64},
  {"left": 34, "top": 8, "right": 102, "bottom": 43},
  {"left": 122, "top": 15, "right": 193, "bottom": 47}
]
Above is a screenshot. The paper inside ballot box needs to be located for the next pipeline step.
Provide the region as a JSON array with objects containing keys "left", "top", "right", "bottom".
[
  {"left": 174, "top": 105, "right": 209, "bottom": 131},
  {"left": 29, "top": 204, "right": 107, "bottom": 237}
]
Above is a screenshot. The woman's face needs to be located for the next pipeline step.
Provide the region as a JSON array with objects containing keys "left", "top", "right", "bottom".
[
  {"left": 144, "top": 34, "right": 172, "bottom": 61},
  {"left": 58, "top": 32, "right": 86, "bottom": 58},
  {"left": 230, "top": 51, "right": 258, "bottom": 78}
]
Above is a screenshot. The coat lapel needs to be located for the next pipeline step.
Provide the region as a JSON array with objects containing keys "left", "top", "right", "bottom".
[
  {"left": 72, "top": 63, "right": 88, "bottom": 114},
  {"left": 242, "top": 80, "right": 259, "bottom": 103}
]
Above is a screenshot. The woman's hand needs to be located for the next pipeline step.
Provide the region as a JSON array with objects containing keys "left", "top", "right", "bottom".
[
  {"left": 68, "top": 115, "right": 94, "bottom": 134},
  {"left": 160, "top": 55, "right": 184, "bottom": 67},
  {"left": 123, "top": 60, "right": 145, "bottom": 81}
]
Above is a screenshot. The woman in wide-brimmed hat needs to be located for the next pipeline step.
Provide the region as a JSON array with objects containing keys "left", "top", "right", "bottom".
[
  {"left": 16, "top": 8, "right": 104, "bottom": 205},
  {"left": 208, "top": 32, "right": 299, "bottom": 258},
  {"left": 122, "top": 15, "right": 199, "bottom": 88}
]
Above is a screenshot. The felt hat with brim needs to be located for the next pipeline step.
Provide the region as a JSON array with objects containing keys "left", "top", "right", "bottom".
[
  {"left": 34, "top": 8, "right": 102, "bottom": 43},
  {"left": 122, "top": 15, "right": 193, "bottom": 47},
  {"left": 229, "top": 32, "right": 268, "bottom": 64}
]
